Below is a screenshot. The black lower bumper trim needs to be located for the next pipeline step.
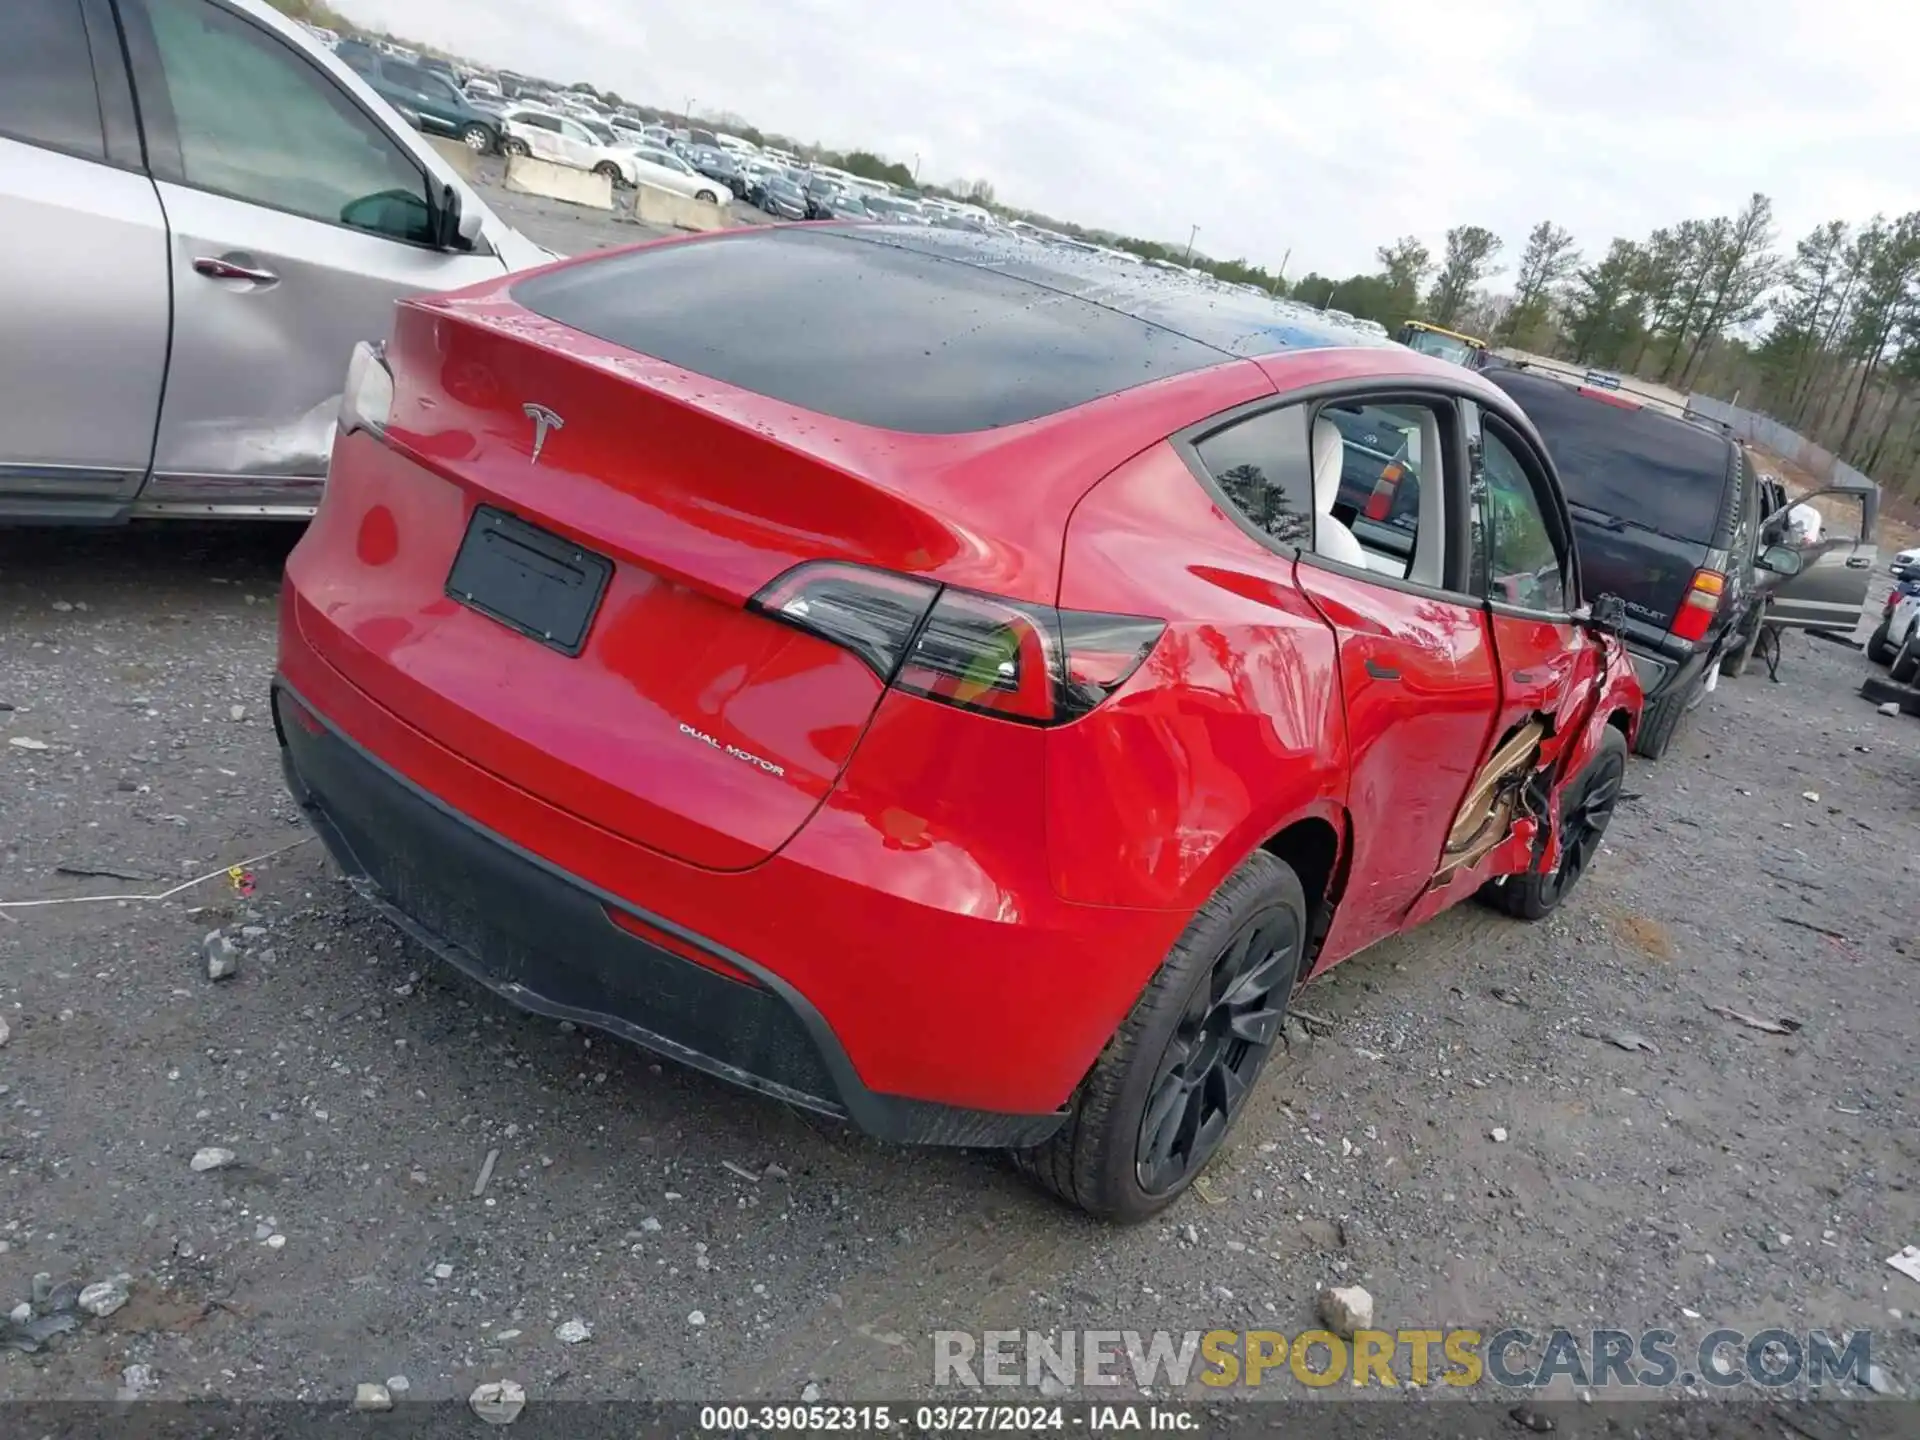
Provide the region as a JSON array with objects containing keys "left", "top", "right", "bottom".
[{"left": 272, "top": 679, "right": 1066, "bottom": 1150}]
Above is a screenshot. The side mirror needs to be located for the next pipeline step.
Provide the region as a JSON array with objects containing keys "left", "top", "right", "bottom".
[
  {"left": 428, "top": 182, "right": 480, "bottom": 252},
  {"left": 1756, "top": 543, "right": 1805, "bottom": 577}
]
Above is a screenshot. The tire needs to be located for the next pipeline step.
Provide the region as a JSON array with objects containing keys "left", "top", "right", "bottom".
[
  {"left": 1721, "top": 618, "right": 1761, "bottom": 678},
  {"left": 1632, "top": 675, "right": 1694, "bottom": 760},
  {"left": 1486, "top": 727, "right": 1627, "bottom": 921},
  {"left": 1013, "top": 852, "right": 1305, "bottom": 1223},
  {"left": 1867, "top": 617, "right": 1896, "bottom": 666},
  {"left": 1892, "top": 633, "right": 1920, "bottom": 683},
  {"left": 695, "top": 189, "right": 719, "bottom": 203},
  {"left": 460, "top": 123, "right": 494, "bottom": 153},
  {"left": 593, "top": 161, "right": 625, "bottom": 186},
  {"left": 501, "top": 137, "right": 530, "bottom": 158}
]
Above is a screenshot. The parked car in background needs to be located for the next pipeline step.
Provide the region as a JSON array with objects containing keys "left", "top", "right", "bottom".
[
  {"left": 1, "top": 0, "right": 553, "bottom": 524},
  {"left": 278, "top": 224, "right": 1640, "bottom": 1222},
  {"left": 624, "top": 145, "right": 731, "bottom": 205},
  {"left": 1889, "top": 545, "right": 1920, "bottom": 582},
  {"left": 860, "top": 193, "right": 928, "bottom": 224},
  {"left": 335, "top": 40, "right": 500, "bottom": 152},
  {"left": 810, "top": 187, "right": 872, "bottom": 220},
  {"left": 1483, "top": 367, "right": 1861, "bottom": 757},
  {"left": 685, "top": 145, "right": 750, "bottom": 197},
  {"left": 497, "top": 106, "right": 642, "bottom": 187},
  {"left": 753, "top": 173, "right": 807, "bottom": 219},
  {"left": 1866, "top": 577, "right": 1920, "bottom": 667}
]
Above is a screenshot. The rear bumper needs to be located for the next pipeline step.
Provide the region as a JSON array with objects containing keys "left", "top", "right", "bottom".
[
  {"left": 274, "top": 678, "right": 1066, "bottom": 1148},
  {"left": 1624, "top": 633, "right": 1717, "bottom": 703}
]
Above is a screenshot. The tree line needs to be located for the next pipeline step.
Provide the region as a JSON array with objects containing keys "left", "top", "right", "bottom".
[{"left": 1106, "top": 194, "right": 1920, "bottom": 507}]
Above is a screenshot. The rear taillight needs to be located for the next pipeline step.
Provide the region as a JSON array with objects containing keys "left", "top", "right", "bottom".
[
  {"left": 339, "top": 340, "right": 393, "bottom": 440},
  {"left": 750, "top": 561, "right": 1164, "bottom": 726},
  {"left": 1670, "top": 568, "right": 1725, "bottom": 643}
]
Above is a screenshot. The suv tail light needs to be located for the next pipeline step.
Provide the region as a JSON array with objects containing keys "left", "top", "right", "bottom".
[
  {"left": 751, "top": 562, "right": 1164, "bottom": 726},
  {"left": 1578, "top": 386, "right": 1642, "bottom": 410},
  {"left": 1364, "top": 463, "right": 1403, "bottom": 521},
  {"left": 1670, "top": 568, "right": 1725, "bottom": 643}
]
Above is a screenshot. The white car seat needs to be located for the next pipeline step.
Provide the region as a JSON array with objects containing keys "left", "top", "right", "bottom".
[{"left": 1311, "top": 418, "right": 1368, "bottom": 568}]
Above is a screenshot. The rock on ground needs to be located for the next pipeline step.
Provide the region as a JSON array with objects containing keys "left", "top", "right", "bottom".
[
  {"left": 1317, "top": 1284, "right": 1374, "bottom": 1337},
  {"left": 470, "top": 1379, "right": 527, "bottom": 1425}
]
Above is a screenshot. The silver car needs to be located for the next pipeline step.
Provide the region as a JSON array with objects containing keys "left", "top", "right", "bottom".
[{"left": 3, "top": 0, "right": 552, "bottom": 523}]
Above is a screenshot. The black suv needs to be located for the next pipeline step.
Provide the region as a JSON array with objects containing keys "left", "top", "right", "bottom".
[{"left": 1484, "top": 369, "right": 1783, "bottom": 759}]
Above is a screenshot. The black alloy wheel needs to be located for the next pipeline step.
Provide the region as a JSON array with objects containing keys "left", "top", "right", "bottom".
[
  {"left": 1013, "top": 851, "right": 1306, "bottom": 1222},
  {"left": 1542, "top": 742, "right": 1624, "bottom": 906},
  {"left": 1134, "top": 905, "right": 1295, "bottom": 1196},
  {"left": 1484, "top": 725, "right": 1628, "bottom": 921}
]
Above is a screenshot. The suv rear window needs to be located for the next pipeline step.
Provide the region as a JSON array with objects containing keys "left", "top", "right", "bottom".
[
  {"left": 1488, "top": 372, "right": 1731, "bottom": 543},
  {"left": 512, "top": 228, "right": 1226, "bottom": 433}
]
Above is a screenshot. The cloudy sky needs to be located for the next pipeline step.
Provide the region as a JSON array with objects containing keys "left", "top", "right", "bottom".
[{"left": 358, "top": 0, "right": 1918, "bottom": 282}]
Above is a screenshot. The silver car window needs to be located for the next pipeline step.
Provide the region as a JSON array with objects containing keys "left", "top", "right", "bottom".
[
  {"left": 1, "top": 0, "right": 106, "bottom": 159},
  {"left": 143, "top": 0, "right": 434, "bottom": 245}
]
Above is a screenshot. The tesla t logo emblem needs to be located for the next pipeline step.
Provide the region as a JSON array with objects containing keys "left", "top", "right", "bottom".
[{"left": 521, "top": 402, "right": 564, "bottom": 464}]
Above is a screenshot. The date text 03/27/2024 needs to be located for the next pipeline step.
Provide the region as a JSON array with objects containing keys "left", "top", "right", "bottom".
[{"left": 696, "top": 1405, "right": 1193, "bottom": 1432}]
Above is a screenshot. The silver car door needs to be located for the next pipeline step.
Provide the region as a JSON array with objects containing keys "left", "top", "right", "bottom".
[
  {"left": 121, "top": 0, "right": 507, "bottom": 517},
  {"left": 556, "top": 117, "right": 598, "bottom": 170},
  {"left": 0, "top": 0, "right": 170, "bottom": 523},
  {"left": 1763, "top": 482, "right": 1879, "bottom": 635}
]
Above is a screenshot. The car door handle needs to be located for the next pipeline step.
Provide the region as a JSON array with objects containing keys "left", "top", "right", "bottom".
[
  {"left": 1364, "top": 659, "right": 1400, "bottom": 681},
  {"left": 193, "top": 256, "right": 279, "bottom": 285},
  {"left": 1845, "top": 556, "right": 1871, "bottom": 569}
]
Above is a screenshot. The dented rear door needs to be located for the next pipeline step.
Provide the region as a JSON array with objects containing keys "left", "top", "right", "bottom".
[
  {"left": 1418, "top": 405, "right": 1596, "bottom": 909},
  {"left": 126, "top": 0, "right": 508, "bottom": 514}
]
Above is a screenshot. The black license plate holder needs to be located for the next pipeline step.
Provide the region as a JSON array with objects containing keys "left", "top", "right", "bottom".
[{"left": 445, "top": 506, "right": 612, "bottom": 657}]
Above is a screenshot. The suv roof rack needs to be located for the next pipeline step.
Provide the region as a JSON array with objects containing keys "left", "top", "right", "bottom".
[{"left": 1494, "top": 356, "right": 1730, "bottom": 438}]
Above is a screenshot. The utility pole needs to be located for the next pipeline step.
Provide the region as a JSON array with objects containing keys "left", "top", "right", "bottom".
[
  {"left": 1183, "top": 224, "right": 1199, "bottom": 265},
  {"left": 684, "top": 95, "right": 695, "bottom": 126},
  {"left": 1273, "top": 247, "right": 1291, "bottom": 294}
]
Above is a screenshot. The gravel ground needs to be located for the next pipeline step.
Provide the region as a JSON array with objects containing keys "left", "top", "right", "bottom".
[{"left": 2, "top": 522, "right": 1916, "bottom": 1420}]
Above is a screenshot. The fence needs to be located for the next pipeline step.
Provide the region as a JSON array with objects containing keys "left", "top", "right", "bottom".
[{"left": 1683, "top": 393, "right": 1877, "bottom": 493}]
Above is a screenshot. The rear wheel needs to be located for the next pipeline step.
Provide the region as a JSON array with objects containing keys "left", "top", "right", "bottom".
[
  {"left": 1867, "top": 617, "right": 1896, "bottom": 666},
  {"left": 501, "top": 136, "right": 530, "bottom": 158},
  {"left": 460, "top": 123, "right": 494, "bottom": 152},
  {"left": 1487, "top": 727, "right": 1627, "bottom": 921},
  {"left": 695, "top": 188, "right": 719, "bottom": 203},
  {"left": 1892, "top": 633, "right": 1920, "bottom": 683},
  {"left": 1013, "top": 852, "right": 1305, "bottom": 1222},
  {"left": 1632, "top": 675, "right": 1695, "bottom": 760}
]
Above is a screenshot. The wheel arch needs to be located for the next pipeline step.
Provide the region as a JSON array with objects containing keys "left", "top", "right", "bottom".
[{"left": 1260, "top": 814, "right": 1340, "bottom": 923}]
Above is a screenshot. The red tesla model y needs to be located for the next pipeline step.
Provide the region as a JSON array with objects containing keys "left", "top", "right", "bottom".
[{"left": 275, "top": 225, "right": 1642, "bottom": 1220}]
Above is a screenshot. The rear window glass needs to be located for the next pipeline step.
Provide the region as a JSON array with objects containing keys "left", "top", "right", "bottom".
[
  {"left": 511, "top": 228, "right": 1228, "bottom": 433},
  {"left": 1489, "top": 373, "right": 1730, "bottom": 542}
]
